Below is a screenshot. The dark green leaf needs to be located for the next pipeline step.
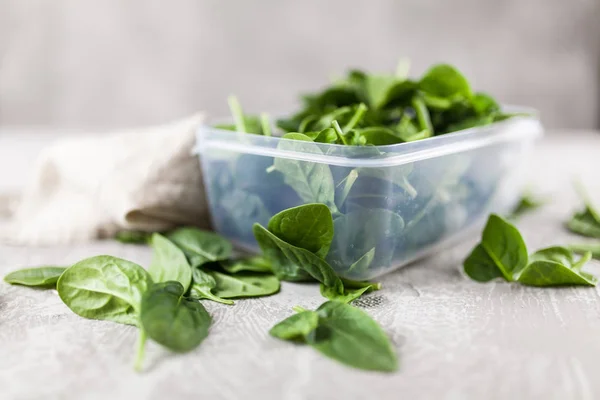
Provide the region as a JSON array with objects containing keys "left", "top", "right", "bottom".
[
  {"left": 167, "top": 227, "right": 233, "bottom": 268},
  {"left": 320, "top": 278, "right": 380, "bottom": 303},
  {"left": 4, "top": 266, "right": 66, "bottom": 287},
  {"left": 309, "top": 301, "right": 398, "bottom": 372},
  {"left": 269, "top": 311, "right": 320, "bottom": 341},
  {"left": 253, "top": 223, "right": 343, "bottom": 292},
  {"left": 268, "top": 203, "right": 334, "bottom": 258},
  {"left": 140, "top": 281, "right": 211, "bottom": 352},
  {"left": 419, "top": 64, "right": 472, "bottom": 99},
  {"left": 148, "top": 233, "right": 192, "bottom": 291},
  {"left": 357, "top": 127, "right": 403, "bottom": 145},
  {"left": 462, "top": 214, "right": 528, "bottom": 282},
  {"left": 115, "top": 231, "right": 152, "bottom": 245},
  {"left": 57, "top": 256, "right": 152, "bottom": 326}
]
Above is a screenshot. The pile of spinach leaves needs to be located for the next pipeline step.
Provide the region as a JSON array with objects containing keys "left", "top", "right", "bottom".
[{"left": 221, "top": 63, "right": 517, "bottom": 145}]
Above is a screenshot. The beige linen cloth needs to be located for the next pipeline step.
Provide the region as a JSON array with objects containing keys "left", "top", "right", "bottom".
[{"left": 1, "top": 114, "right": 209, "bottom": 245}]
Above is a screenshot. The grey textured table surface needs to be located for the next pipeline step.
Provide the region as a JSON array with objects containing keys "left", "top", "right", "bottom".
[{"left": 1, "top": 131, "right": 600, "bottom": 400}]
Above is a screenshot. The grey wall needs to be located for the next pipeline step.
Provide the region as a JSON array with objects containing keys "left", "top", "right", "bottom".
[{"left": 0, "top": 0, "right": 599, "bottom": 130}]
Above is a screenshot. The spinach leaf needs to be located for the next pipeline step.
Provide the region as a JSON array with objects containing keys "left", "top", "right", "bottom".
[
  {"left": 357, "top": 127, "right": 403, "bottom": 145},
  {"left": 273, "top": 134, "right": 338, "bottom": 213},
  {"left": 210, "top": 271, "right": 280, "bottom": 299},
  {"left": 569, "top": 243, "right": 600, "bottom": 260},
  {"left": 140, "top": 281, "right": 211, "bottom": 352},
  {"left": 517, "top": 247, "right": 595, "bottom": 287},
  {"left": 411, "top": 96, "right": 433, "bottom": 136},
  {"left": 4, "top": 266, "right": 66, "bottom": 287},
  {"left": 220, "top": 256, "right": 273, "bottom": 274},
  {"left": 253, "top": 223, "right": 343, "bottom": 292},
  {"left": 310, "top": 301, "right": 398, "bottom": 372},
  {"left": 508, "top": 192, "right": 545, "bottom": 220},
  {"left": 115, "top": 231, "right": 152, "bottom": 245},
  {"left": 419, "top": 64, "right": 472, "bottom": 99},
  {"left": 269, "top": 311, "right": 320, "bottom": 341},
  {"left": 227, "top": 96, "right": 264, "bottom": 134},
  {"left": 167, "top": 227, "right": 233, "bottom": 268},
  {"left": 320, "top": 278, "right": 380, "bottom": 304},
  {"left": 148, "top": 233, "right": 192, "bottom": 291},
  {"left": 348, "top": 248, "right": 376, "bottom": 273},
  {"left": 566, "top": 187, "right": 600, "bottom": 238},
  {"left": 57, "top": 256, "right": 152, "bottom": 326},
  {"left": 267, "top": 203, "right": 334, "bottom": 259},
  {"left": 188, "top": 267, "right": 234, "bottom": 305},
  {"left": 463, "top": 214, "right": 528, "bottom": 282}
]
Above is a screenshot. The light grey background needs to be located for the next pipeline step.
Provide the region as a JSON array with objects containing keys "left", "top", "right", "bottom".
[{"left": 1, "top": 0, "right": 599, "bottom": 130}]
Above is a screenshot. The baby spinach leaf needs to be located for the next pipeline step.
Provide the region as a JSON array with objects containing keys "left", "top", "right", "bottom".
[
  {"left": 148, "top": 233, "right": 192, "bottom": 291},
  {"left": 115, "top": 231, "right": 152, "bottom": 245},
  {"left": 471, "top": 92, "right": 500, "bottom": 115},
  {"left": 188, "top": 267, "right": 234, "bottom": 305},
  {"left": 57, "top": 256, "right": 152, "bottom": 326},
  {"left": 140, "top": 281, "right": 212, "bottom": 352},
  {"left": 508, "top": 192, "right": 545, "bottom": 220},
  {"left": 566, "top": 183, "right": 600, "bottom": 238},
  {"left": 309, "top": 301, "right": 398, "bottom": 372},
  {"left": 411, "top": 96, "right": 433, "bottom": 136},
  {"left": 167, "top": 227, "right": 233, "bottom": 268},
  {"left": 463, "top": 214, "right": 528, "bottom": 282},
  {"left": 252, "top": 229, "right": 313, "bottom": 282},
  {"left": 517, "top": 248, "right": 596, "bottom": 287},
  {"left": 267, "top": 203, "right": 334, "bottom": 258},
  {"left": 320, "top": 278, "right": 380, "bottom": 304},
  {"left": 253, "top": 223, "right": 343, "bottom": 292},
  {"left": 569, "top": 243, "right": 600, "bottom": 260},
  {"left": 419, "top": 64, "right": 472, "bottom": 99},
  {"left": 220, "top": 256, "right": 273, "bottom": 274},
  {"left": 4, "top": 266, "right": 66, "bottom": 287},
  {"left": 273, "top": 134, "right": 338, "bottom": 213},
  {"left": 210, "top": 271, "right": 280, "bottom": 299},
  {"left": 357, "top": 127, "right": 403, "bottom": 145},
  {"left": 348, "top": 248, "right": 376, "bottom": 273},
  {"left": 269, "top": 311, "right": 320, "bottom": 341}
]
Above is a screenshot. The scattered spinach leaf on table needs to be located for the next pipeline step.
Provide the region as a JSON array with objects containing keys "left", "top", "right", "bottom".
[
  {"left": 209, "top": 270, "right": 280, "bottom": 299},
  {"left": 188, "top": 267, "right": 234, "bottom": 305},
  {"left": 57, "top": 256, "right": 152, "bottom": 326},
  {"left": 518, "top": 247, "right": 595, "bottom": 287},
  {"left": 320, "top": 278, "right": 380, "bottom": 304},
  {"left": 4, "top": 266, "right": 66, "bottom": 287},
  {"left": 508, "top": 192, "right": 545, "bottom": 220},
  {"left": 270, "top": 301, "right": 398, "bottom": 372},
  {"left": 566, "top": 184, "right": 600, "bottom": 238},
  {"left": 220, "top": 256, "right": 273, "bottom": 274},
  {"left": 140, "top": 281, "right": 212, "bottom": 352}
]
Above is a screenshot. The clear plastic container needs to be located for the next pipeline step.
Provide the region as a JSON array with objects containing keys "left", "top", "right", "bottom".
[{"left": 195, "top": 114, "right": 543, "bottom": 280}]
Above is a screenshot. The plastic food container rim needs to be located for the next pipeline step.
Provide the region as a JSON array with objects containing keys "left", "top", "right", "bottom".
[{"left": 195, "top": 107, "right": 544, "bottom": 168}]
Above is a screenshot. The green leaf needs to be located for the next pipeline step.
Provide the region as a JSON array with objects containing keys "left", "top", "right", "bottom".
[
  {"left": 304, "top": 128, "right": 338, "bottom": 144},
  {"left": 471, "top": 92, "right": 500, "bottom": 115},
  {"left": 188, "top": 267, "right": 234, "bottom": 305},
  {"left": 253, "top": 223, "right": 343, "bottom": 292},
  {"left": 269, "top": 311, "right": 320, "bottom": 341},
  {"left": 57, "top": 256, "right": 152, "bottom": 326},
  {"left": 320, "top": 278, "right": 380, "bottom": 304},
  {"left": 210, "top": 270, "right": 280, "bottom": 299},
  {"left": 167, "top": 227, "right": 233, "bottom": 268},
  {"left": 508, "top": 192, "right": 545, "bottom": 220},
  {"left": 115, "top": 231, "right": 152, "bottom": 245},
  {"left": 140, "top": 281, "right": 211, "bottom": 352},
  {"left": 411, "top": 96, "right": 433, "bottom": 136},
  {"left": 419, "top": 64, "right": 472, "bottom": 99},
  {"left": 517, "top": 255, "right": 596, "bottom": 287},
  {"left": 268, "top": 203, "right": 334, "bottom": 258},
  {"left": 348, "top": 248, "right": 376, "bottom": 273},
  {"left": 220, "top": 256, "right": 273, "bottom": 274},
  {"left": 463, "top": 214, "right": 528, "bottom": 282},
  {"left": 148, "top": 233, "right": 192, "bottom": 291},
  {"left": 4, "top": 266, "right": 66, "bottom": 287},
  {"left": 273, "top": 135, "right": 338, "bottom": 213},
  {"left": 309, "top": 301, "right": 398, "bottom": 372},
  {"left": 566, "top": 183, "right": 600, "bottom": 238},
  {"left": 357, "top": 127, "right": 403, "bottom": 145}
]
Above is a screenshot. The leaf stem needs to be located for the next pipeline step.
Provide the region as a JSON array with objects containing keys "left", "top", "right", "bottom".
[
  {"left": 134, "top": 328, "right": 147, "bottom": 372},
  {"left": 331, "top": 120, "right": 348, "bottom": 145},
  {"left": 260, "top": 113, "right": 272, "bottom": 137},
  {"left": 343, "top": 103, "right": 367, "bottom": 132},
  {"left": 228, "top": 95, "right": 247, "bottom": 133},
  {"left": 292, "top": 305, "right": 309, "bottom": 313}
]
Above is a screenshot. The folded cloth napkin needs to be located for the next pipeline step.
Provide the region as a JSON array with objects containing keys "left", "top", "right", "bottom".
[{"left": 1, "top": 114, "right": 209, "bottom": 245}]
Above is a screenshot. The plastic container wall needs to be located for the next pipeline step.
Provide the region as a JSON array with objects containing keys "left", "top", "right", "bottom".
[{"left": 196, "top": 117, "right": 543, "bottom": 280}]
